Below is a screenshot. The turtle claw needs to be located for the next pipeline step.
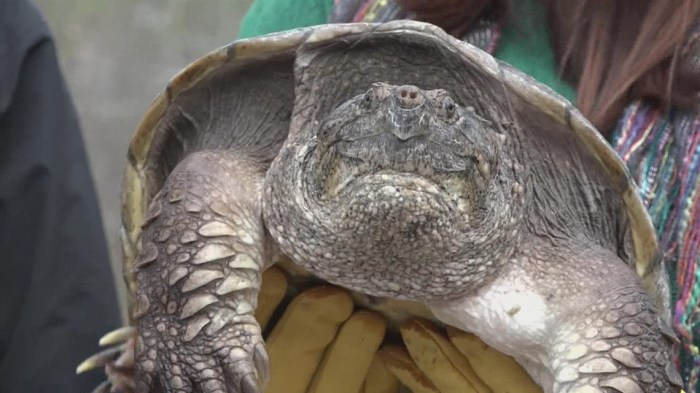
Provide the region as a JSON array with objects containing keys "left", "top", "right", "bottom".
[
  {"left": 105, "top": 355, "right": 137, "bottom": 392},
  {"left": 253, "top": 342, "right": 270, "bottom": 387},
  {"left": 99, "top": 326, "right": 137, "bottom": 347},
  {"left": 221, "top": 340, "right": 269, "bottom": 393},
  {"left": 76, "top": 344, "right": 126, "bottom": 374},
  {"left": 241, "top": 373, "right": 260, "bottom": 393},
  {"left": 77, "top": 327, "right": 137, "bottom": 393}
]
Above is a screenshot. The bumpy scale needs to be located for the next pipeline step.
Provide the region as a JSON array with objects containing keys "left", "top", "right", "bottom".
[
  {"left": 264, "top": 83, "right": 681, "bottom": 393},
  {"left": 133, "top": 151, "right": 269, "bottom": 393},
  {"left": 91, "top": 21, "right": 679, "bottom": 393}
]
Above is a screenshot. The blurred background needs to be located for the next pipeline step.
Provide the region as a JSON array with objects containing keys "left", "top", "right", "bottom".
[{"left": 36, "top": 0, "right": 254, "bottom": 319}]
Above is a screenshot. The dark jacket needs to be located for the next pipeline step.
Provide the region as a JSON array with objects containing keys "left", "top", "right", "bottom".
[{"left": 0, "top": 0, "right": 121, "bottom": 391}]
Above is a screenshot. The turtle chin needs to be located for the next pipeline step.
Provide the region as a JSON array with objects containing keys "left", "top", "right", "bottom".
[
  {"left": 263, "top": 81, "right": 523, "bottom": 301},
  {"left": 265, "top": 144, "right": 517, "bottom": 301},
  {"left": 310, "top": 155, "right": 487, "bottom": 286},
  {"left": 330, "top": 169, "right": 461, "bottom": 251},
  {"left": 321, "top": 155, "right": 483, "bottom": 219}
]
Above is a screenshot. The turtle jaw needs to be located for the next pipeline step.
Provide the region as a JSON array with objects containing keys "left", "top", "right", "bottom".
[
  {"left": 319, "top": 149, "right": 485, "bottom": 217},
  {"left": 263, "top": 84, "right": 524, "bottom": 301},
  {"left": 315, "top": 113, "right": 496, "bottom": 221},
  {"left": 264, "top": 138, "right": 521, "bottom": 301},
  {"left": 314, "top": 83, "right": 501, "bottom": 215}
]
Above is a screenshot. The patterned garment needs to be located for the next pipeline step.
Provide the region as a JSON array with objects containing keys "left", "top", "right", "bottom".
[
  {"left": 331, "top": 0, "right": 700, "bottom": 390},
  {"left": 613, "top": 103, "right": 700, "bottom": 389}
]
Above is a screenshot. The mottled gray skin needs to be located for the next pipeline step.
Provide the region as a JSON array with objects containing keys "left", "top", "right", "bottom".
[
  {"left": 131, "top": 82, "right": 680, "bottom": 393},
  {"left": 264, "top": 83, "right": 521, "bottom": 300},
  {"left": 263, "top": 83, "right": 681, "bottom": 393},
  {"left": 133, "top": 153, "right": 270, "bottom": 393}
]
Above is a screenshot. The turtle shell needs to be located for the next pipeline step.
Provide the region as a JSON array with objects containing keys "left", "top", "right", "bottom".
[{"left": 121, "top": 21, "right": 669, "bottom": 326}]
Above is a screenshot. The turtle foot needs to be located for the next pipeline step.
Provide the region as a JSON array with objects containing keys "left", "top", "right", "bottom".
[
  {"left": 130, "top": 150, "right": 268, "bottom": 393},
  {"left": 551, "top": 287, "right": 682, "bottom": 393},
  {"left": 134, "top": 313, "right": 268, "bottom": 393}
]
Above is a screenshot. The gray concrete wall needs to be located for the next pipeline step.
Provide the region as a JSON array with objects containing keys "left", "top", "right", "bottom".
[{"left": 35, "top": 0, "right": 253, "bottom": 320}]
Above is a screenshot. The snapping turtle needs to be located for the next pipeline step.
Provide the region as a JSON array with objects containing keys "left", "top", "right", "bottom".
[{"left": 115, "top": 21, "right": 680, "bottom": 392}]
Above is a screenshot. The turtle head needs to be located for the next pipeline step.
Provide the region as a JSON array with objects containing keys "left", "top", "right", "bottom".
[
  {"left": 316, "top": 82, "right": 501, "bottom": 212},
  {"left": 264, "top": 83, "right": 523, "bottom": 300}
]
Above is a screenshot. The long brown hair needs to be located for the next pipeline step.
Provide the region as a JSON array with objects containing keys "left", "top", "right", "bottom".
[{"left": 399, "top": 0, "right": 700, "bottom": 136}]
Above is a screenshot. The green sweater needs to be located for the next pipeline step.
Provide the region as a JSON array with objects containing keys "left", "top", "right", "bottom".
[{"left": 238, "top": 0, "right": 576, "bottom": 103}]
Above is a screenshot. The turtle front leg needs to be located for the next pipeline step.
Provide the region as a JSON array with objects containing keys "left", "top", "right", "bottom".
[
  {"left": 430, "top": 243, "right": 682, "bottom": 393},
  {"left": 547, "top": 285, "right": 681, "bottom": 393},
  {"left": 133, "top": 151, "right": 269, "bottom": 393}
]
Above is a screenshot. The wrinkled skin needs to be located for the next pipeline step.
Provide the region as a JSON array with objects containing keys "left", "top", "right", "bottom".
[
  {"left": 264, "top": 83, "right": 520, "bottom": 300},
  {"left": 129, "top": 83, "right": 680, "bottom": 393},
  {"left": 263, "top": 84, "right": 680, "bottom": 393}
]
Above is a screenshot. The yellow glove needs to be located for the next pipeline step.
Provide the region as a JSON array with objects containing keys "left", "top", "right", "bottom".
[
  {"left": 259, "top": 279, "right": 542, "bottom": 393},
  {"left": 79, "top": 270, "right": 684, "bottom": 393},
  {"left": 261, "top": 269, "right": 387, "bottom": 393},
  {"left": 380, "top": 318, "right": 541, "bottom": 393},
  {"left": 253, "top": 268, "right": 542, "bottom": 393}
]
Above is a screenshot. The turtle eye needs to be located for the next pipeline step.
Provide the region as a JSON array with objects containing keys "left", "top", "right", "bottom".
[
  {"left": 361, "top": 89, "right": 375, "bottom": 108},
  {"left": 444, "top": 97, "right": 456, "bottom": 116}
]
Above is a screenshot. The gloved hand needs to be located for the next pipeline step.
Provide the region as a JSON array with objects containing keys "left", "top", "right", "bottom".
[
  {"left": 260, "top": 268, "right": 388, "bottom": 393},
  {"left": 77, "top": 266, "right": 541, "bottom": 393},
  {"left": 260, "top": 270, "right": 544, "bottom": 393},
  {"left": 379, "top": 318, "right": 541, "bottom": 393}
]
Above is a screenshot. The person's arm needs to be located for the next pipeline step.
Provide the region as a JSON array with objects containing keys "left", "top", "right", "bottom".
[
  {"left": 0, "top": 1, "right": 122, "bottom": 392},
  {"left": 238, "top": 0, "right": 334, "bottom": 39}
]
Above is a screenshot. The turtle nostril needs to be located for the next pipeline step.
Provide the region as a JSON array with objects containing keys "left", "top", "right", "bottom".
[{"left": 396, "top": 85, "right": 424, "bottom": 108}]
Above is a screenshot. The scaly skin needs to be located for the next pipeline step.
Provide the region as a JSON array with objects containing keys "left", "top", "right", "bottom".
[
  {"left": 429, "top": 241, "right": 682, "bottom": 393},
  {"left": 264, "top": 83, "right": 522, "bottom": 301},
  {"left": 264, "top": 84, "right": 680, "bottom": 392},
  {"left": 133, "top": 151, "right": 269, "bottom": 393},
  {"left": 126, "top": 83, "right": 679, "bottom": 392}
]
